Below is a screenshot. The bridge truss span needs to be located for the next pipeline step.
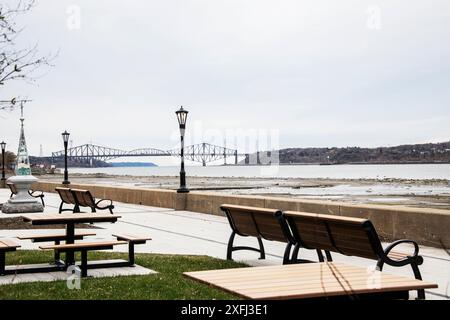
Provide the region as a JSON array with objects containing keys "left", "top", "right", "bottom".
[
  {"left": 52, "top": 144, "right": 128, "bottom": 162},
  {"left": 51, "top": 143, "right": 242, "bottom": 166},
  {"left": 168, "top": 143, "right": 238, "bottom": 166}
]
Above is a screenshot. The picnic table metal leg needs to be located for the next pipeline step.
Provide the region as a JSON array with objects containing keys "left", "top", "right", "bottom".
[
  {"left": 81, "top": 250, "right": 87, "bottom": 277},
  {"left": 54, "top": 240, "right": 61, "bottom": 263},
  {"left": 0, "top": 251, "right": 5, "bottom": 275},
  {"left": 128, "top": 243, "right": 135, "bottom": 266},
  {"left": 65, "top": 223, "right": 75, "bottom": 266}
]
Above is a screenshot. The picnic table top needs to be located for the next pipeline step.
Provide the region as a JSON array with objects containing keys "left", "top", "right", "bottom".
[
  {"left": 183, "top": 262, "right": 438, "bottom": 300},
  {"left": 21, "top": 213, "right": 121, "bottom": 225}
]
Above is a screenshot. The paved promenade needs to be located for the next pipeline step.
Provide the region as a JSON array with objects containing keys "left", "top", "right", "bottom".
[{"left": 0, "top": 189, "right": 449, "bottom": 299}]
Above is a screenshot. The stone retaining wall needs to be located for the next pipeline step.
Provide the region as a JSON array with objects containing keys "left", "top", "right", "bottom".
[{"left": 34, "top": 181, "right": 450, "bottom": 249}]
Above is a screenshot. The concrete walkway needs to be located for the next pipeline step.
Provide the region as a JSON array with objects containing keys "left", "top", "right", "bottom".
[{"left": 1, "top": 189, "right": 449, "bottom": 299}]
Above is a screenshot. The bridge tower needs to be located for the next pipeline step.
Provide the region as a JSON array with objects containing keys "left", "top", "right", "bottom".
[
  {"left": 202, "top": 143, "right": 206, "bottom": 167},
  {"left": 223, "top": 138, "right": 227, "bottom": 165}
]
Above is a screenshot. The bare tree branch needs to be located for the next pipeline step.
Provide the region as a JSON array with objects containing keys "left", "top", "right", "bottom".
[{"left": 0, "top": 0, "right": 54, "bottom": 112}]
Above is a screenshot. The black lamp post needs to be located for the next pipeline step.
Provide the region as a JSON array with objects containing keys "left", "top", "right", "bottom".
[
  {"left": 61, "top": 131, "right": 70, "bottom": 185},
  {"left": 176, "top": 106, "right": 189, "bottom": 193},
  {"left": 1, "top": 141, "right": 6, "bottom": 185}
]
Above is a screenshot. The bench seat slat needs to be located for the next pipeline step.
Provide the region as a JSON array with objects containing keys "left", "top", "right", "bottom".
[
  {"left": 0, "top": 239, "right": 21, "bottom": 249},
  {"left": 18, "top": 232, "right": 96, "bottom": 241},
  {"left": 388, "top": 251, "right": 410, "bottom": 260},
  {"left": 112, "top": 234, "right": 151, "bottom": 242},
  {"left": 39, "top": 240, "right": 127, "bottom": 251}
]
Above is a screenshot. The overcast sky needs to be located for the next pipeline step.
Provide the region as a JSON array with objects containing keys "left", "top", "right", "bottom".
[{"left": 1, "top": 0, "right": 449, "bottom": 160}]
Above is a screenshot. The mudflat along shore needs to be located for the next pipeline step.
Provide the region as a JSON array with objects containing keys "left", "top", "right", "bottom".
[{"left": 38, "top": 174, "right": 450, "bottom": 210}]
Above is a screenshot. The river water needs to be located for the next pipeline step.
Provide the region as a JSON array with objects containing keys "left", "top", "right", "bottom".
[{"left": 69, "top": 163, "right": 450, "bottom": 180}]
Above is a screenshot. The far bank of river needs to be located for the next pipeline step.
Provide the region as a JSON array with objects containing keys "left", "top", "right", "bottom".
[{"left": 65, "top": 163, "right": 450, "bottom": 180}]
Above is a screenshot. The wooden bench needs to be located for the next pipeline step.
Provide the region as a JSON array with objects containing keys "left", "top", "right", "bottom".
[
  {"left": 40, "top": 240, "right": 127, "bottom": 277},
  {"left": 220, "top": 204, "right": 299, "bottom": 264},
  {"left": 18, "top": 232, "right": 96, "bottom": 263},
  {"left": 112, "top": 234, "right": 151, "bottom": 265},
  {"left": 55, "top": 187, "right": 79, "bottom": 213},
  {"left": 0, "top": 239, "right": 21, "bottom": 275},
  {"left": 71, "top": 189, "right": 115, "bottom": 214},
  {"left": 8, "top": 182, "right": 45, "bottom": 207},
  {"left": 283, "top": 210, "right": 426, "bottom": 299}
]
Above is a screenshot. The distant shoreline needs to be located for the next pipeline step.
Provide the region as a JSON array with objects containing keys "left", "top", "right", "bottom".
[{"left": 59, "top": 161, "right": 450, "bottom": 169}]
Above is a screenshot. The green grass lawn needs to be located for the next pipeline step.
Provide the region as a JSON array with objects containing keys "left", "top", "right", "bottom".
[{"left": 0, "top": 250, "right": 248, "bottom": 300}]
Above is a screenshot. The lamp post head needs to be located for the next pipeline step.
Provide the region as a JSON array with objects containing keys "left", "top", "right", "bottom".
[
  {"left": 175, "top": 106, "right": 188, "bottom": 129},
  {"left": 62, "top": 131, "right": 70, "bottom": 144},
  {"left": 0, "top": 141, "right": 5, "bottom": 152}
]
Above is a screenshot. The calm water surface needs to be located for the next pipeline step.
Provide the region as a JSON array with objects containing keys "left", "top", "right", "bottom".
[{"left": 69, "top": 164, "right": 450, "bottom": 180}]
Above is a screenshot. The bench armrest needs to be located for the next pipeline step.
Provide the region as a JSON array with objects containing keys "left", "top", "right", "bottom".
[
  {"left": 95, "top": 199, "right": 113, "bottom": 209},
  {"left": 28, "top": 190, "right": 44, "bottom": 197},
  {"left": 382, "top": 239, "right": 422, "bottom": 266}
]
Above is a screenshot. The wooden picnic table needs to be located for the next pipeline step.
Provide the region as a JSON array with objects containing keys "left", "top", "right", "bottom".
[
  {"left": 21, "top": 213, "right": 121, "bottom": 265},
  {"left": 184, "top": 262, "right": 438, "bottom": 300}
]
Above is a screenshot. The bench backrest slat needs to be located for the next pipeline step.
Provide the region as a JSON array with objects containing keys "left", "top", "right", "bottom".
[
  {"left": 252, "top": 213, "right": 288, "bottom": 242},
  {"left": 71, "top": 189, "right": 95, "bottom": 207},
  {"left": 284, "top": 211, "right": 384, "bottom": 260},
  {"left": 55, "top": 187, "right": 77, "bottom": 205},
  {"left": 224, "top": 207, "right": 259, "bottom": 237},
  {"left": 220, "top": 204, "right": 289, "bottom": 242}
]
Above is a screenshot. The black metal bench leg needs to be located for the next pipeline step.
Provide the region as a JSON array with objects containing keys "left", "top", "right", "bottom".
[
  {"left": 128, "top": 243, "right": 135, "bottom": 266},
  {"left": 0, "top": 251, "right": 5, "bottom": 275},
  {"left": 81, "top": 250, "right": 87, "bottom": 277},
  {"left": 54, "top": 241, "right": 60, "bottom": 263},
  {"left": 257, "top": 237, "right": 265, "bottom": 260},
  {"left": 226, "top": 231, "right": 236, "bottom": 260},
  {"left": 316, "top": 249, "right": 325, "bottom": 262},
  {"left": 376, "top": 259, "right": 384, "bottom": 271},
  {"left": 282, "top": 243, "right": 292, "bottom": 265},
  {"left": 325, "top": 250, "right": 333, "bottom": 262},
  {"left": 291, "top": 244, "right": 300, "bottom": 262},
  {"left": 411, "top": 262, "right": 425, "bottom": 300},
  {"left": 40, "top": 196, "right": 45, "bottom": 207},
  {"left": 59, "top": 202, "right": 64, "bottom": 213}
]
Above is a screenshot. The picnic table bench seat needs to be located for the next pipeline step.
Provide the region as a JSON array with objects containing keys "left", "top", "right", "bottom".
[
  {"left": 0, "top": 239, "right": 21, "bottom": 275},
  {"left": 18, "top": 231, "right": 96, "bottom": 263},
  {"left": 40, "top": 240, "right": 127, "bottom": 277},
  {"left": 112, "top": 233, "right": 151, "bottom": 265},
  {"left": 8, "top": 182, "right": 45, "bottom": 207},
  {"left": 17, "top": 231, "right": 96, "bottom": 242}
]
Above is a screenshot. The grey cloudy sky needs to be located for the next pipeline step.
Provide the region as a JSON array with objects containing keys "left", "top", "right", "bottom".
[{"left": 1, "top": 0, "right": 449, "bottom": 159}]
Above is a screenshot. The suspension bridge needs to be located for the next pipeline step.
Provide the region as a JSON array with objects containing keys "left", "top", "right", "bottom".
[{"left": 51, "top": 143, "right": 245, "bottom": 166}]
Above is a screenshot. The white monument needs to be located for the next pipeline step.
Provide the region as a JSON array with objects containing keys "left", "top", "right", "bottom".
[{"left": 2, "top": 105, "right": 44, "bottom": 213}]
